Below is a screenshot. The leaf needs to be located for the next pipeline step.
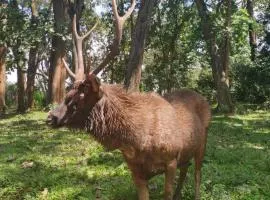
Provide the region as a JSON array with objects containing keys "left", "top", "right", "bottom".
[{"left": 21, "top": 161, "right": 34, "bottom": 168}]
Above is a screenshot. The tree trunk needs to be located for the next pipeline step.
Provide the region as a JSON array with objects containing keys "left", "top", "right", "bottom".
[
  {"left": 26, "top": 0, "right": 39, "bottom": 109},
  {"left": 0, "top": 46, "right": 6, "bottom": 114},
  {"left": 124, "top": 0, "right": 157, "bottom": 92},
  {"left": 48, "top": 37, "right": 67, "bottom": 104},
  {"left": 195, "top": 0, "right": 234, "bottom": 113},
  {"left": 9, "top": 0, "right": 27, "bottom": 113},
  {"left": 27, "top": 47, "right": 38, "bottom": 109},
  {"left": 216, "top": 0, "right": 234, "bottom": 113},
  {"left": 47, "top": 0, "right": 68, "bottom": 105},
  {"left": 17, "top": 66, "right": 26, "bottom": 113},
  {"left": 0, "top": 0, "right": 8, "bottom": 114},
  {"left": 246, "top": 0, "right": 256, "bottom": 61}
]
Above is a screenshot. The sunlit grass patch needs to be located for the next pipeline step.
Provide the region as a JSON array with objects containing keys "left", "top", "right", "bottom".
[{"left": 0, "top": 110, "right": 269, "bottom": 199}]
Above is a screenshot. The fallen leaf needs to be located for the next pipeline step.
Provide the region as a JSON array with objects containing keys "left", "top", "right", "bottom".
[
  {"left": 21, "top": 161, "right": 34, "bottom": 168},
  {"left": 41, "top": 188, "right": 48, "bottom": 199}
]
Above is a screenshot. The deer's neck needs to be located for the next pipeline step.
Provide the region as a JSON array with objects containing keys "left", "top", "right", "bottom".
[{"left": 86, "top": 86, "right": 138, "bottom": 150}]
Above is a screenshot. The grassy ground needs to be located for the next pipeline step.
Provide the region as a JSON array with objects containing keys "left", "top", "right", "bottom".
[{"left": 0, "top": 110, "right": 269, "bottom": 200}]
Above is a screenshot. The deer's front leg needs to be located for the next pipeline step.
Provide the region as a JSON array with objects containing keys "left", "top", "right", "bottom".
[
  {"left": 132, "top": 173, "right": 149, "bottom": 200},
  {"left": 164, "top": 159, "right": 177, "bottom": 200}
]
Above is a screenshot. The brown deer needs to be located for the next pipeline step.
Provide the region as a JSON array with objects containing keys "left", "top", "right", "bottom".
[
  {"left": 47, "top": 73, "right": 211, "bottom": 200},
  {"left": 47, "top": 1, "right": 211, "bottom": 199}
]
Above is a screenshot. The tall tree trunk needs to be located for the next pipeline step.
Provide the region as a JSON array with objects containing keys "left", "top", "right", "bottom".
[
  {"left": 47, "top": 0, "right": 68, "bottom": 105},
  {"left": 216, "top": 0, "right": 234, "bottom": 113},
  {"left": 17, "top": 66, "right": 26, "bottom": 113},
  {"left": 246, "top": 0, "right": 256, "bottom": 61},
  {"left": 195, "top": 0, "right": 234, "bottom": 113},
  {"left": 26, "top": 0, "right": 39, "bottom": 109},
  {"left": 0, "top": 46, "right": 6, "bottom": 114},
  {"left": 10, "top": 0, "right": 27, "bottom": 113},
  {"left": 48, "top": 37, "right": 67, "bottom": 104},
  {"left": 0, "top": 1, "right": 8, "bottom": 114},
  {"left": 0, "top": 2, "right": 7, "bottom": 114},
  {"left": 124, "top": 0, "right": 157, "bottom": 92}
]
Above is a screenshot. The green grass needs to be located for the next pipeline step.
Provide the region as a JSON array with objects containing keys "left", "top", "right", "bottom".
[{"left": 0, "top": 110, "right": 269, "bottom": 199}]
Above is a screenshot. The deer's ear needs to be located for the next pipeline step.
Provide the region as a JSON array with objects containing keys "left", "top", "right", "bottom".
[{"left": 86, "top": 74, "right": 101, "bottom": 93}]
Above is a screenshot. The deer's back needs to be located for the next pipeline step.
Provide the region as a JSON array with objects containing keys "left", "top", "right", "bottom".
[
  {"left": 121, "top": 90, "right": 210, "bottom": 171},
  {"left": 164, "top": 89, "right": 211, "bottom": 130}
]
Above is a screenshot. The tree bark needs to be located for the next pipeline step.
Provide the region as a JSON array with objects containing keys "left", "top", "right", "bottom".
[
  {"left": 216, "top": 0, "right": 234, "bottom": 113},
  {"left": 9, "top": 0, "right": 27, "bottom": 113},
  {"left": 124, "top": 0, "right": 157, "bottom": 92},
  {"left": 195, "top": 0, "right": 234, "bottom": 113},
  {"left": 26, "top": 0, "right": 39, "bottom": 109},
  {"left": 0, "top": 0, "right": 7, "bottom": 113},
  {"left": 17, "top": 66, "right": 26, "bottom": 113},
  {"left": 48, "top": 37, "right": 67, "bottom": 104},
  {"left": 0, "top": 46, "right": 6, "bottom": 114},
  {"left": 246, "top": 0, "right": 256, "bottom": 61},
  {"left": 47, "top": 0, "right": 68, "bottom": 105}
]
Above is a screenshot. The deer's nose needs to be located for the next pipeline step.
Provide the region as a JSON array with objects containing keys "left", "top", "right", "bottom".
[{"left": 46, "top": 113, "right": 58, "bottom": 127}]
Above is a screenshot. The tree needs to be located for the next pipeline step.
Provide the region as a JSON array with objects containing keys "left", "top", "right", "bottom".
[
  {"left": 195, "top": 0, "right": 234, "bottom": 113},
  {"left": 246, "top": 0, "right": 256, "bottom": 61},
  {"left": 0, "top": 1, "right": 7, "bottom": 114},
  {"left": 0, "top": 46, "right": 6, "bottom": 114},
  {"left": 124, "top": 0, "right": 158, "bottom": 92},
  {"left": 26, "top": 0, "right": 40, "bottom": 109},
  {"left": 143, "top": 0, "right": 203, "bottom": 94},
  {"left": 47, "top": 0, "right": 69, "bottom": 105},
  {"left": 8, "top": 0, "right": 27, "bottom": 113}
]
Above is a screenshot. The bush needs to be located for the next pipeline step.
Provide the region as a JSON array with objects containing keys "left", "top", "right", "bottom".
[
  {"left": 5, "top": 82, "right": 17, "bottom": 107},
  {"left": 33, "top": 90, "right": 46, "bottom": 108},
  {"left": 196, "top": 67, "right": 216, "bottom": 103},
  {"left": 232, "top": 59, "right": 270, "bottom": 104}
]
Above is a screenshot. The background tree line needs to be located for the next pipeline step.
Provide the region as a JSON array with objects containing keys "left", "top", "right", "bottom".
[{"left": 0, "top": 0, "right": 269, "bottom": 115}]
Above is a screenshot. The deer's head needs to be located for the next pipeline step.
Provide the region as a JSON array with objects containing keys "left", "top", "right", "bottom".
[{"left": 47, "top": 74, "right": 102, "bottom": 128}]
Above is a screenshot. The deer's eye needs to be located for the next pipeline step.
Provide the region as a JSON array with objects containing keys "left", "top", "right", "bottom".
[{"left": 72, "top": 104, "right": 77, "bottom": 110}]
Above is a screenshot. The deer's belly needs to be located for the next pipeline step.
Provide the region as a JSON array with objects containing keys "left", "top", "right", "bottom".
[
  {"left": 121, "top": 144, "right": 196, "bottom": 179},
  {"left": 121, "top": 147, "right": 176, "bottom": 179}
]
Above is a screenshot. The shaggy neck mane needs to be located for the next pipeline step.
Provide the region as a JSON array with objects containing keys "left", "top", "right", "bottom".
[{"left": 86, "top": 85, "right": 140, "bottom": 150}]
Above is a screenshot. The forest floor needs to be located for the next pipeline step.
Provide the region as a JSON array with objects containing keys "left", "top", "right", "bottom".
[{"left": 0, "top": 110, "right": 269, "bottom": 200}]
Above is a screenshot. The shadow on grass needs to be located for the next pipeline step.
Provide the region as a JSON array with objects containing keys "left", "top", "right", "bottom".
[
  {"left": 0, "top": 112, "right": 137, "bottom": 200},
  {"left": 199, "top": 113, "right": 270, "bottom": 199},
  {"left": 0, "top": 159, "right": 136, "bottom": 200}
]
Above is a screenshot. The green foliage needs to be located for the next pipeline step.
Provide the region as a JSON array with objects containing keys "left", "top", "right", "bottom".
[
  {"left": 230, "top": 3, "right": 270, "bottom": 107},
  {"left": 143, "top": 1, "right": 205, "bottom": 93},
  {"left": 1, "top": 0, "right": 270, "bottom": 111},
  {"left": 33, "top": 91, "right": 46, "bottom": 109},
  {"left": 232, "top": 57, "right": 270, "bottom": 105},
  {"left": 231, "top": 9, "right": 252, "bottom": 59},
  {"left": 0, "top": 2, "right": 53, "bottom": 70},
  {"left": 196, "top": 67, "right": 215, "bottom": 102},
  {"left": 5, "top": 82, "right": 17, "bottom": 107},
  {"left": 0, "top": 110, "right": 270, "bottom": 199}
]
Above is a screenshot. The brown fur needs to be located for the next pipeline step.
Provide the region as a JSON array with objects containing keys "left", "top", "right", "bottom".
[{"left": 47, "top": 76, "right": 211, "bottom": 200}]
